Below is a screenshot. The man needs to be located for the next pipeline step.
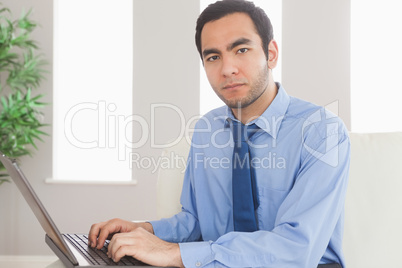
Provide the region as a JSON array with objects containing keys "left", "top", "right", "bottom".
[{"left": 89, "top": 1, "right": 350, "bottom": 267}]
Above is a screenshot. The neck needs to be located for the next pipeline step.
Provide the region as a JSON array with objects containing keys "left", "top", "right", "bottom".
[{"left": 232, "top": 76, "right": 278, "bottom": 124}]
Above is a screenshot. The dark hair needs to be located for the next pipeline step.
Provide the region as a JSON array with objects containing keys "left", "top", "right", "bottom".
[{"left": 195, "top": 0, "right": 274, "bottom": 60}]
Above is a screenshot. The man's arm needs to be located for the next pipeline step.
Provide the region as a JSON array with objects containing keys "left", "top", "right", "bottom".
[
  {"left": 179, "top": 130, "right": 350, "bottom": 268},
  {"left": 149, "top": 143, "right": 202, "bottom": 243}
]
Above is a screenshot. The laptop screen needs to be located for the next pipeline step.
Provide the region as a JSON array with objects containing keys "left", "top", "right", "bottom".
[{"left": 0, "top": 152, "right": 78, "bottom": 265}]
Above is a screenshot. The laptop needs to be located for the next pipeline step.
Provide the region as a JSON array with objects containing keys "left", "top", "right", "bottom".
[{"left": 0, "top": 152, "right": 153, "bottom": 267}]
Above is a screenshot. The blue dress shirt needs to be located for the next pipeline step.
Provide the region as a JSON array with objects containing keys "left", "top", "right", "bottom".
[{"left": 150, "top": 83, "right": 350, "bottom": 268}]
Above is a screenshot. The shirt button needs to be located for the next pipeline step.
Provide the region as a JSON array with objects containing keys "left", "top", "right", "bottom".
[{"left": 195, "top": 261, "right": 202, "bottom": 267}]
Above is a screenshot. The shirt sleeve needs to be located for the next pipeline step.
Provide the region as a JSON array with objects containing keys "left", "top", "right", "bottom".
[
  {"left": 179, "top": 125, "right": 351, "bottom": 268},
  {"left": 149, "top": 144, "right": 202, "bottom": 243}
]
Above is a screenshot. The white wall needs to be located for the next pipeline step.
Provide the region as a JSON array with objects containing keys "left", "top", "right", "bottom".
[
  {"left": 0, "top": 0, "right": 350, "bottom": 256},
  {"left": 282, "top": 0, "right": 351, "bottom": 129}
]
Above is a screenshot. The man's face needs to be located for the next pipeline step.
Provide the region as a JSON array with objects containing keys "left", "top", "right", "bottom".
[{"left": 201, "top": 12, "right": 270, "bottom": 109}]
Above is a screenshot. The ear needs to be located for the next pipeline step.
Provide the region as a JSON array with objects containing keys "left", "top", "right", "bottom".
[{"left": 267, "top": 40, "right": 279, "bottom": 69}]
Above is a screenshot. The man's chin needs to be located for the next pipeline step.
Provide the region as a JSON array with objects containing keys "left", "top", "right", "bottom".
[{"left": 225, "top": 99, "right": 252, "bottom": 109}]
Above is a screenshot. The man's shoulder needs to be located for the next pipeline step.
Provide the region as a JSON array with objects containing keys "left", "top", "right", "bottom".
[
  {"left": 195, "top": 105, "right": 228, "bottom": 128},
  {"left": 286, "top": 96, "right": 323, "bottom": 120},
  {"left": 203, "top": 105, "right": 227, "bottom": 118},
  {"left": 286, "top": 96, "right": 348, "bottom": 140}
]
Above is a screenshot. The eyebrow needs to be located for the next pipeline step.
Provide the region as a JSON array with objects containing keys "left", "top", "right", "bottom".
[
  {"left": 202, "top": 48, "right": 220, "bottom": 59},
  {"left": 227, "top": 37, "right": 253, "bottom": 51},
  {"left": 202, "top": 37, "right": 254, "bottom": 59}
]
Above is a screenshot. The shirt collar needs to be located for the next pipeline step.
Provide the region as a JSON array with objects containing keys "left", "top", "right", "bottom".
[{"left": 223, "top": 82, "right": 290, "bottom": 139}]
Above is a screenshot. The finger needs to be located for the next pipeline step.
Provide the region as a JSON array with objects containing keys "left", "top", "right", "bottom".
[
  {"left": 88, "top": 222, "right": 105, "bottom": 248},
  {"left": 97, "top": 219, "right": 131, "bottom": 249},
  {"left": 112, "top": 245, "right": 137, "bottom": 263},
  {"left": 107, "top": 233, "right": 124, "bottom": 258},
  {"left": 96, "top": 224, "right": 115, "bottom": 249},
  {"left": 108, "top": 233, "right": 137, "bottom": 260}
]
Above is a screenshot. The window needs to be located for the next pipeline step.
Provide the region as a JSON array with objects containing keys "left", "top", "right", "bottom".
[
  {"left": 52, "top": 0, "right": 133, "bottom": 182},
  {"left": 351, "top": 0, "right": 402, "bottom": 132},
  {"left": 199, "top": 0, "right": 282, "bottom": 115}
]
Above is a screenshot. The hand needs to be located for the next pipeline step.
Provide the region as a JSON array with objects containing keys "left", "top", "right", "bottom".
[
  {"left": 107, "top": 227, "right": 184, "bottom": 267},
  {"left": 88, "top": 218, "right": 153, "bottom": 250}
]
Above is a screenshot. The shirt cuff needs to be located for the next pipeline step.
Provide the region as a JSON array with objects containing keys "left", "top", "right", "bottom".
[
  {"left": 179, "top": 241, "right": 214, "bottom": 268},
  {"left": 148, "top": 220, "right": 175, "bottom": 242}
]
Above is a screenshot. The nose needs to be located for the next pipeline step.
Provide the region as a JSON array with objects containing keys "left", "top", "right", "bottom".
[{"left": 221, "top": 56, "right": 238, "bottom": 77}]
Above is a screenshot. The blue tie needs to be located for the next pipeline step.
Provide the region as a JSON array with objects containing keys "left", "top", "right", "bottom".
[{"left": 231, "top": 120, "right": 260, "bottom": 232}]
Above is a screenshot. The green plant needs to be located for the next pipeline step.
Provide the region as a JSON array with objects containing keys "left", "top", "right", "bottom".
[{"left": 0, "top": 5, "right": 48, "bottom": 185}]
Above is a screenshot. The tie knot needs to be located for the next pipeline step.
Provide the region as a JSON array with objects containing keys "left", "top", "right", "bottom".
[{"left": 231, "top": 121, "right": 259, "bottom": 142}]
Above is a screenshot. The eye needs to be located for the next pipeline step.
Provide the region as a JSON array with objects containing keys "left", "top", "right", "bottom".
[
  {"left": 206, "top": 55, "right": 219, "bottom": 62},
  {"left": 237, "top": 48, "right": 249, "bottom": 54}
]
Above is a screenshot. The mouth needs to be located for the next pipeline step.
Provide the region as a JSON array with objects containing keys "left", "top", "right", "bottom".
[{"left": 222, "top": 83, "right": 245, "bottom": 90}]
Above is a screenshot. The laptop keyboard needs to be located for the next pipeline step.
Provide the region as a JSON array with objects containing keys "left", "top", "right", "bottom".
[{"left": 64, "top": 234, "right": 146, "bottom": 266}]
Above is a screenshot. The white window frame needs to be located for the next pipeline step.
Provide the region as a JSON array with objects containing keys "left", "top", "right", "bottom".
[
  {"left": 50, "top": 0, "right": 134, "bottom": 183},
  {"left": 351, "top": 0, "right": 402, "bottom": 132}
]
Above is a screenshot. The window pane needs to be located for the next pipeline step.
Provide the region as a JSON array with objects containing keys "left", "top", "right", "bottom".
[
  {"left": 351, "top": 0, "right": 402, "bottom": 132},
  {"left": 53, "top": 0, "right": 133, "bottom": 181}
]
